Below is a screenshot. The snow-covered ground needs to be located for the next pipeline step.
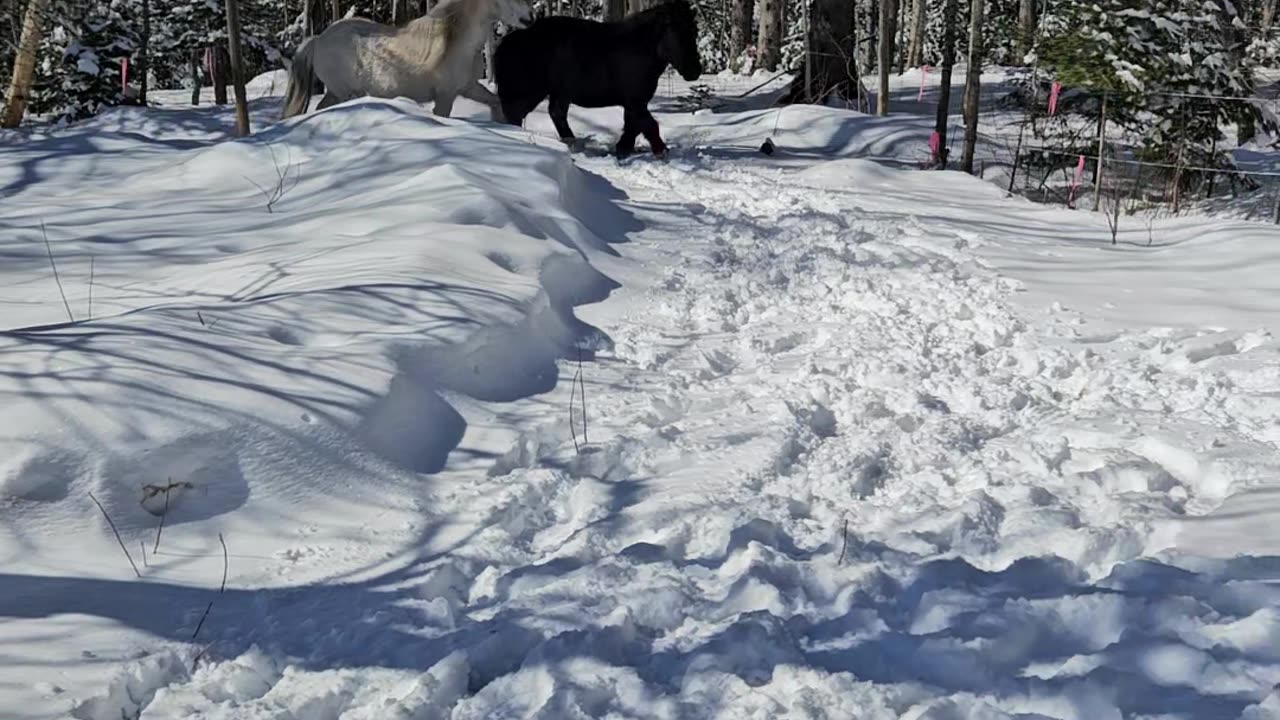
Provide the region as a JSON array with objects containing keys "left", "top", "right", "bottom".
[{"left": 4, "top": 70, "right": 1280, "bottom": 719}]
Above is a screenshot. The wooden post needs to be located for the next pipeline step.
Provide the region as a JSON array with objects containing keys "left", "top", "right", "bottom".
[
  {"left": 1093, "top": 91, "right": 1107, "bottom": 210},
  {"left": 959, "top": 0, "right": 984, "bottom": 173},
  {"left": 225, "top": 0, "right": 251, "bottom": 137},
  {"left": 139, "top": 0, "right": 151, "bottom": 103},
  {"left": 190, "top": 50, "right": 201, "bottom": 105},
  {"left": 932, "top": 0, "right": 956, "bottom": 169},
  {"left": 877, "top": 0, "right": 897, "bottom": 116}
]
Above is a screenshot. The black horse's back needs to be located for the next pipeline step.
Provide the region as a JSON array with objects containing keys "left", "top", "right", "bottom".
[{"left": 493, "top": 1, "right": 702, "bottom": 156}]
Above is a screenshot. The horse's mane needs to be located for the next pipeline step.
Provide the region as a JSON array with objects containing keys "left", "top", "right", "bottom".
[
  {"left": 617, "top": 0, "right": 695, "bottom": 30},
  {"left": 404, "top": 0, "right": 490, "bottom": 52}
]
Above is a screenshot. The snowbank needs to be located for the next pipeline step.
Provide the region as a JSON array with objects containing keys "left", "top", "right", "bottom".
[{"left": 0, "top": 97, "right": 626, "bottom": 719}]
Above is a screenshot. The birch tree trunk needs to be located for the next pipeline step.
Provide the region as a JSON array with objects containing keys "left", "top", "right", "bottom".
[
  {"left": 906, "top": 0, "right": 925, "bottom": 68},
  {"left": 895, "top": 0, "right": 907, "bottom": 72},
  {"left": 757, "top": 0, "right": 783, "bottom": 71},
  {"left": 877, "top": 0, "right": 897, "bottom": 115},
  {"left": 960, "top": 0, "right": 984, "bottom": 173},
  {"left": 226, "top": 0, "right": 251, "bottom": 136},
  {"left": 2, "top": 0, "right": 52, "bottom": 128},
  {"left": 1017, "top": 0, "right": 1034, "bottom": 59}
]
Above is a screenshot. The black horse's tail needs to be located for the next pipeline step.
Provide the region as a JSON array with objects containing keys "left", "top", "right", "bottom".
[{"left": 493, "top": 28, "right": 548, "bottom": 127}]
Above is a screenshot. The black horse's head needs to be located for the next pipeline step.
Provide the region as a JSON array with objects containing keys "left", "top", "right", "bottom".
[{"left": 655, "top": 0, "right": 702, "bottom": 81}]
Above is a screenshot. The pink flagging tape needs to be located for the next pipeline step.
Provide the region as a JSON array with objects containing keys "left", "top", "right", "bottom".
[
  {"left": 121, "top": 57, "right": 129, "bottom": 93},
  {"left": 1048, "top": 81, "right": 1061, "bottom": 116},
  {"left": 928, "top": 131, "right": 941, "bottom": 163},
  {"left": 919, "top": 66, "right": 931, "bottom": 102}
]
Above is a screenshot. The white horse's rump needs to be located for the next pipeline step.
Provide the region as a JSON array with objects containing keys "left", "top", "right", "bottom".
[{"left": 281, "top": 0, "right": 531, "bottom": 120}]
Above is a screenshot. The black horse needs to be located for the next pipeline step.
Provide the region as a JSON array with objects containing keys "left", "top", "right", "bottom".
[{"left": 493, "top": 0, "right": 703, "bottom": 159}]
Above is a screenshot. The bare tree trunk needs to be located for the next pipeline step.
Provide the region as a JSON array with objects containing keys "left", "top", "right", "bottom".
[
  {"left": 757, "top": 0, "right": 783, "bottom": 71},
  {"left": 604, "top": 0, "right": 625, "bottom": 21},
  {"left": 2, "top": 0, "right": 52, "bottom": 128},
  {"left": 906, "top": 0, "right": 925, "bottom": 68},
  {"left": 225, "top": 0, "right": 251, "bottom": 136},
  {"left": 895, "top": 0, "right": 907, "bottom": 72},
  {"left": 960, "top": 0, "right": 984, "bottom": 173},
  {"left": 861, "top": 0, "right": 875, "bottom": 74},
  {"left": 190, "top": 50, "right": 201, "bottom": 105},
  {"left": 331, "top": 0, "right": 341, "bottom": 23},
  {"left": 877, "top": 0, "right": 897, "bottom": 115},
  {"left": 1017, "top": 0, "right": 1033, "bottom": 59},
  {"left": 780, "top": 0, "right": 861, "bottom": 104},
  {"left": 933, "top": 0, "right": 956, "bottom": 166},
  {"left": 730, "top": 0, "right": 754, "bottom": 59},
  {"left": 211, "top": 47, "right": 229, "bottom": 105},
  {"left": 139, "top": 0, "right": 151, "bottom": 103},
  {"left": 1264, "top": 0, "right": 1277, "bottom": 32}
]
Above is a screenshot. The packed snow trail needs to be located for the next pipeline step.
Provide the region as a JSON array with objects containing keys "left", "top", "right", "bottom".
[
  {"left": 133, "top": 156, "right": 1280, "bottom": 717},
  {"left": 6, "top": 86, "right": 1280, "bottom": 718}
]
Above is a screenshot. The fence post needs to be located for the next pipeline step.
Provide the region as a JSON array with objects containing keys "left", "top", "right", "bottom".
[
  {"left": 1093, "top": 91, "right": 1107, "bottom": 211},
  {"left": 1272, "top": 191, "right": 1280, "bottom": 224}
]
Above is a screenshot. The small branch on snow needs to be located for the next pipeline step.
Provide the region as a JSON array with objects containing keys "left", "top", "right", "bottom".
[
  {"left": 196, "top": 311, "right": 220, "bottom": 329},
  {"left": 140, "top": 540, "right": 148, "bottom": 568},
  {"left": 87, "top": 256, "right": 95, "bottom": 321},
  {"left": 569, "top": 347, "right": 588, "bottom": 452},
  {"left": 570, "top": 362, "right": 580, "bottom": 454},
  {"left": 88, "top": 492, "right": 142, "bottom": 578},
  {"left": 243, "top": 141, "right": 301, "bottom": 213},
  {"left": 190, "top": 533, "right": 229, "bottom": 641},
  {"left": 578, "top": 347, "right": 588, "bottom": 445},
  {"left": 40, "top": 222, "right": 75, "bottom": 323},
  {"left": 143, "top": 478, "right": 187, "bottom": 553},
  {"left": 838, "top": 518, "right": 849, "bottom": 564}
]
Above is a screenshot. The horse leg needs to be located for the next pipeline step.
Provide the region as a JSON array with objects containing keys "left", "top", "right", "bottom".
[
  {"left": 316, "top": 91, "right": 341, "bottom": 110},
  {"left": 460, "top": 81, "right": 503, "bottom": 122},
  {"left": 615, "top": 108, "right": 641, "bottom": 159},
  {"left": 548, "top": 96, "right": 576, "bottom": 146},
  {"left": 633, "top": 106, "right": 668, "bottom": 159},
  {"left": 433, "top": 92, "right": 457, "bottom": 118}
]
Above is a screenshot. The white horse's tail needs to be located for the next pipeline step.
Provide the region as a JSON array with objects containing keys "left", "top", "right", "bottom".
[{"left": 281, "top": 39, "right": 317, "bottom": 119}]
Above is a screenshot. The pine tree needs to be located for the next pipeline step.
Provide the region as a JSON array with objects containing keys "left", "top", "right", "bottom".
[
  {"left": 1037, "top": 0, "right": 1267, "bottom": 169},
  {"left": 31, "top": 0, "right": 141, "bottom": 124}
]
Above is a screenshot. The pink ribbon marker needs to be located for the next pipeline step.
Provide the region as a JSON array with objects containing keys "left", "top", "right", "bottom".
[
  {"left": 121, "top": 57, "right": 129, "bottom": 93},
  {"left": 919, "top": 65, "right": 931, "bottom": 102},
  {"left": 928, "top": 131, "right": 941, "bottom": 164},
  {"left": 1048, "top": 81, "right": 1061, "bottom": 116}
]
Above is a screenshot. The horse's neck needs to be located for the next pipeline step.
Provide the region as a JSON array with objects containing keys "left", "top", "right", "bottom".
[
  {"left": 621, "top": 14, "right": 671, "bottom": 76},
  {"left": 404, "top": 0, "right": 489, "bottom": 60}
]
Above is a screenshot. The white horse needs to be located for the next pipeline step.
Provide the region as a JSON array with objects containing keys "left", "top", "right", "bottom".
[{"left": 281, "top": 0, "right": 532, "bottom": 121}]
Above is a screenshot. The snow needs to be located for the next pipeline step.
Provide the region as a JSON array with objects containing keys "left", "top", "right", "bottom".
[{"left": 3, "top": 71, "right": 1280, "bottom": 720}]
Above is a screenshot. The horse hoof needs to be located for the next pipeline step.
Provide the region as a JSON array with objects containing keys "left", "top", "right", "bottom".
[{"left": 653, "top": 147, "right": 669, "bottom": 160}]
